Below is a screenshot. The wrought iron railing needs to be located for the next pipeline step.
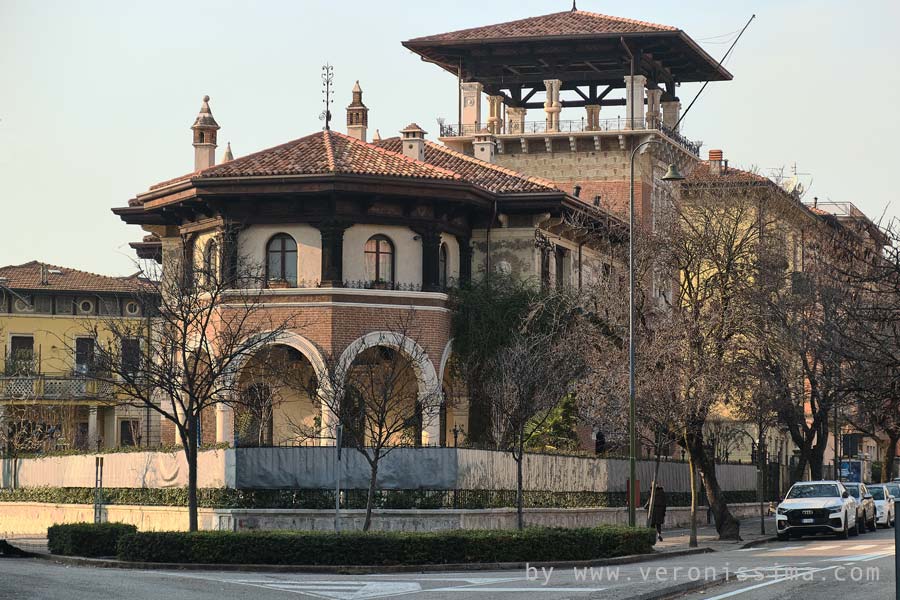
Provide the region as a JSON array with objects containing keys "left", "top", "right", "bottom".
[
  {"left": 439, "top": 117, "right": 701, "bottom": 156},
  {"left": 0, "top": 374, "right": 115, "bottom": 400}
]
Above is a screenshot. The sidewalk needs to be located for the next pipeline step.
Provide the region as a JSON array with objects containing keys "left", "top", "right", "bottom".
[{"left": 654, "top": 516, "right": 776, "bottom": 552}]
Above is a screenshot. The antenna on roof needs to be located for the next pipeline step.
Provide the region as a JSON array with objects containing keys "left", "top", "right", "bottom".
[
  {"left": 571, "top": 0, "right": 577, "bottom": 11},
  {"left": 320, "top": 63, "right": 334, "bottom": 131}
]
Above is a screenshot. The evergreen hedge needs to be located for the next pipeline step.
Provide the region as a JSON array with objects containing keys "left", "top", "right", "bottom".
[
  {"left": 116, "top": 526, "right": 656, "bottom": 565},
  {"left": 0, "top": 487, "right": 759, "bottom": 509},
  {"left": 47, "top": 522, "right": 137, "bottom": 557}
]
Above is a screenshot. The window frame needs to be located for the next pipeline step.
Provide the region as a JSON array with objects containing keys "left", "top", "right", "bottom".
[
  {"left": 364, "top": 234, "right": 395, "bottom": 285},
  {"left": 265, "top": 233, "right": 298, "bottom": 287},
  {"left": 202, "top": 239, "right": 220, "bottom": 286}
]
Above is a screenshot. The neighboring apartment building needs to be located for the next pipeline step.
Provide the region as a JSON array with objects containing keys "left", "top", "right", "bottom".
[
  {"left": 113, "top": 91, "right": 627, "bottom": 448},
  {"left": 0, "top": 261, "right": 157, "bottom": 451}
]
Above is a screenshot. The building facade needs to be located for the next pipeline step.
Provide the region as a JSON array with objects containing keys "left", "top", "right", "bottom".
[{"left": 0, "top": 262, "right": 157, "bottom": 451}]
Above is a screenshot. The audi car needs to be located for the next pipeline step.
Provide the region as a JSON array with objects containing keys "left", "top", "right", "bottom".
[
  {"left": 775, "top": 480, "right": 857, "bottom": 540},
  {"left": 867, "top": 484, "right": 895, "bottom": 527}
]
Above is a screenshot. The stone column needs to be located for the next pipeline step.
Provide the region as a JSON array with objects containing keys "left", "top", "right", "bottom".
[
  {"left": 221, "top": 223, "right": 241, "bottom": 286},
  {"left": 662, "top": 100, "right": 681, "bottom": 131},
  {"left": 458, "top": 237, "right": 473, "bottom": 286},
  {"left": 215, "top": 402, "right": 234, "bottom": 445},
  {"left": 460, "top": 82, "right": 483, "bottom": 133},
  {"left": 507, "top": 106, "right": 526, "bottom": 134},
  {"left": 624, "top": 75, "right": 647, "bottom": 129},
  {"left": 646, "top": 89, "right": 662, "bottom": 128},
  {"left": 420, "top": 227, "right": 442, "bottom": 291},
  {"left": 543, "top": 79, "right": 562, "bottom": 132},
  {"left": 422, "top": 396, "right": 442, "bottom": 447},
  {"left": 87, "top": 406, "right": 99, "bottom": 449},
  {"left": 319, "top": 221, "right": 348, "bottom": 287},
  {"left": 585, "top": 104, "right": 601, "bottom": 131},
  {"left": 486, "top": 95, "right": 504, "bottom": 134},
  {"left": 319, "top": 385, "right": 336, "bottom": 447}
]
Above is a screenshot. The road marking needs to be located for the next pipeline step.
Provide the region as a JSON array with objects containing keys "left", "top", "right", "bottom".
[
  {"left": 809, "top": 545, "right": 837, "bottom": 550},
  {"left": 702, "top": 565, "right": 839, "bottom": 600},
  {"left": 766, "top": 545, "right": 802, "bottom": 551},
  {"left": 430, "top": 587, "right": 606, "bottom": 593},
  {"left": 825, "top": 551, "right": 893, "bottom": 562},
  {"left": 847, "top": 544, "right": 876, "bottom": 550}
]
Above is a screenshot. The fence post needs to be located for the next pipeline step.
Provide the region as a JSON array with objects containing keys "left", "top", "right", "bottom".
[{"left": 93, "top": 456, "right": 103, "bottom": 524}]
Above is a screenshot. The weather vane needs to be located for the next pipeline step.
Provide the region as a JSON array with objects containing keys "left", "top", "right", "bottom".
[{"left": 320, "top": 63, "right": 334, "bottom": 130}]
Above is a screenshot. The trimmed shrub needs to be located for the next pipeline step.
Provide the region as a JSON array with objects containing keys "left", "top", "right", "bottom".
[
  {"left": 116, "top": 526, "right": 656, "bottom": 565},
  {"left": 47, "top": 522, "right": 137, "bottom": 557},
  {"left": 0, "top": 487, "right": 760, "bottom": 509}
]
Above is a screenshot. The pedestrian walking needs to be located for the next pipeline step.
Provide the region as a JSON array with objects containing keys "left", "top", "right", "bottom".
[{"left": 646, "top": 485, "right": 667, "bottom": 541}]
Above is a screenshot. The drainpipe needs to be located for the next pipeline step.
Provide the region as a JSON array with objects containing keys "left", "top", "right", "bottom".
[{"left": 486, "top": 198, "right": 498, "bottom": 280}]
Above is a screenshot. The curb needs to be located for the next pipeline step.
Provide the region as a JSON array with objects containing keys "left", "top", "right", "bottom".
[
  {"left": 614, "top": 574, "right": 727, "bottom": 600},
  {"left": 26, "top": 547, "right": 713, "bottom": 575},
  {"left": 738, "top": 535, "right": 778, "bottom": 549}
]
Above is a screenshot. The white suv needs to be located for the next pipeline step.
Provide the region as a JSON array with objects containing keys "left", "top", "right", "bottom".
[{"left": 776, "top": 481, "right": 858, "bottom": 540}]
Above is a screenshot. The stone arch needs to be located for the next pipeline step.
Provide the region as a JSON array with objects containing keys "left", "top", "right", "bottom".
[
  {"left": 337, "top": 331, "right": 439, "bottom": 397},
  {"left": 218, "top": 331, "right": 329, "bottom": 445},
  {"left": 438, "top": 339, "right": 453, "bottom": 385}
]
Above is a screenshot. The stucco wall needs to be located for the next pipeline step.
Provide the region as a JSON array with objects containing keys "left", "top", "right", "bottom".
[{"left": 238, "top": 224, "right": 322, "bottom": 285}]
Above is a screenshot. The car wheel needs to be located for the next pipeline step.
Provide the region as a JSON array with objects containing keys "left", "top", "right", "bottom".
[
  {"left": 839, "top": 514, "right": 850, "bottom": 539},
  {"left": 868, "top": 513, "right": 877, "bottom": 531},
  {"left": 850, "top": 517, "right": 860, "bottom": 536},
  {"left": 856, "top": 513, "right": 865, "bottom": 535}
]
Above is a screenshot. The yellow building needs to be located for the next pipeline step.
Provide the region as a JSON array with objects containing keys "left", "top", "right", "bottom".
[{"left": 0, "top": 261, "right": 156, "bottom": 451}]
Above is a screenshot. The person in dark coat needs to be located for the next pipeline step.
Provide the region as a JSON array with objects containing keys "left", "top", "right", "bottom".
[{"left": 646, "top": 485, "right": 667, "bottom": 541}]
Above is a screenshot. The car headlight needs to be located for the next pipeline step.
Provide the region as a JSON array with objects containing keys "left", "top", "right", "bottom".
[
  {"left": 826, "top": 504, "right": 843, "bottom": 513},
  {"left": 777, "top": 507, "right": 788, "bottom": 515}
]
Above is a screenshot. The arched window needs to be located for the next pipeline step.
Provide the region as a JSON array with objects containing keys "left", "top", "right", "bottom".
[
  {"left": 364, "top": 235, "right": 394, "bottom": 285},
  {"left": 266, "top": 233, "right": 297, "bottom": 286},
  {"left": 439, "top": 243, "right": 448, "bottom": 288},
  {"left": 202, "top": 240, "right": 219, "bottom": 286}
]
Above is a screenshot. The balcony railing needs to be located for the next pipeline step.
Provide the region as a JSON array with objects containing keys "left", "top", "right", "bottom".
[
  {"left": 0, "top": 374, "right": 115, "bottom": 401},
  {"left": 439, "top": 117, "right": 701, "bottom": 156}
]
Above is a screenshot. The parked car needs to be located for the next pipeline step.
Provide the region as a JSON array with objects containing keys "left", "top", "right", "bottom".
[
  {"left": 843, "top": 482, "right": 877, "bottom": 533},
  {"left": 775, "top": 481, "right": 858, "bottom": 540},
  {"left": 867, "top": 484, "right": 895, "bottom": 527},
  {"left": 886, "top": 482, "right": 900, "bottom": 499}
]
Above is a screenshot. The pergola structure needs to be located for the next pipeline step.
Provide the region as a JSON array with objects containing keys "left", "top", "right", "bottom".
[{"left": 404, "top": 9, "right": 731, "bottom": 138}]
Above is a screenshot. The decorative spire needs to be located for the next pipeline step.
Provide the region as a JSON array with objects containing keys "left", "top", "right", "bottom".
[
  {"left": 571, "top": 0, "right": 577, "bottom": 11},
  {"left": 320, "top": 63, "right": 334, "bottom": 131},
  {"left": 192, "top": 95, "right": 219, "bottom": 129},
  {"left": 221, "top": 142, "right": 233, "bottom": 163}
]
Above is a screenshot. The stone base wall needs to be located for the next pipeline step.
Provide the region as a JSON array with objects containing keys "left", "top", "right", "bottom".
[{"left": 0, "top": 502, "right": 765, "bottom": 535}]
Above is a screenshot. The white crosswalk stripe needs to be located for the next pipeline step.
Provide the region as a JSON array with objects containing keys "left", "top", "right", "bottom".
[{"left": 229, "top": 580, "right": 422, "bottom": 599}]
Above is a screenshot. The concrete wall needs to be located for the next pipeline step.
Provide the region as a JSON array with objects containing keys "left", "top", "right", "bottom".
[
  {"left": 0, "top": 502, "right": 765, "bottom": 535},
  {"left": 2, "top": 448, "right": 757, "bottom": 493}
]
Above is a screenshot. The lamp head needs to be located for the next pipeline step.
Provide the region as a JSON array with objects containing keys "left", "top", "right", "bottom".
[{"left": 662, "top": 163, "right": 685, "bottom": 181}]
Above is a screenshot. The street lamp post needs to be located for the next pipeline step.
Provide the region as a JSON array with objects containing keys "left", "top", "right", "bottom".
[{"left": 627, "top": 140, "right": 684, "bottom": 527}]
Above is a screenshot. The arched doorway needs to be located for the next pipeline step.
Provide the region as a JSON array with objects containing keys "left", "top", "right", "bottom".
[{"left": 234, "top": 344, "right": 320, "bottom": 446}]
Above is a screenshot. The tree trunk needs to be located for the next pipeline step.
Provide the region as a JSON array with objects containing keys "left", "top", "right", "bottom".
[
  {"left": 881, "top": 434, "right": 900, "bottom": 482},
  {"left": 687, "top": 449, "right": 697, "bottom": 548},
  {"left": 363, "top": 454, "right": 378, "bottom": 532},
  {"left": 186, "top": 418, "right": 199, "bottom": 532},
  {"left": 808, "top": 440, "right": 827, "bottom": 481},
  {"left": 687, "top": 432, "right": 741, "bottom": 541},
  {"left": 515, "top": 441, "right": 525, "bottom": 530},
  {"left": 757, "top": 448, "right": 766, "bottom": 535}
]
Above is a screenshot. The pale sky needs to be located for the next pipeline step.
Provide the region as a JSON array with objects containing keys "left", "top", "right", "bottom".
[{"left": 2, "top": 0, "right": 898, "bottom": 276}]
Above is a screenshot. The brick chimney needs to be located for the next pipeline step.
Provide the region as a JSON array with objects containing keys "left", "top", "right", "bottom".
[
  {"left": 400, "top": 123, "right": 426, "bottom": 162},
  {"left": 708, "top": 149, "right": 724, "bottom": 175},
  {"left": 191, "top": 95, "right": 220, "bottom": 171},
  {"left": 346, "top": 81, "right": 369, "bottom": 142}
]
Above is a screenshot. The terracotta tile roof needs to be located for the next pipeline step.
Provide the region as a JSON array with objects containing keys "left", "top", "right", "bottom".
[
  {"left": 374, "top": 137, "right": 560, "bottom": 194},
  {"left": 806, "top": 205, "right": 831, "bottom": 216},
  {"left": 408, "top": 10, "right": 677, "bottom": 43},
  {"left": 0, "top": 261, "right": 146, "bottom": 294},
  {"left": 146, "top": 130, "right": 459, "bottom": 194},
  {"left": 685, "top": 162, "right": 772, "bottom": 185}
]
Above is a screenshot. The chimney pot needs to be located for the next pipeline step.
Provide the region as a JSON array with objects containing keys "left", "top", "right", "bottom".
[{"left": 573, "top": 184, "right": 582, "bottom": 198}]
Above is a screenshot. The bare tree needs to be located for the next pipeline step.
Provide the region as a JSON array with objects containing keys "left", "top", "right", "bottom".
[
  {"left": 483, "top": 290, "right": 589, "bottom": 530},
  {"left": 0, "top": 402, "right": 76, "bottom": 488},
  {"left": 73, "top": 242, "right": 301, "bottom": 531},
  {"left": 289, "top": 314, "right": 443, "bottom": 532}
]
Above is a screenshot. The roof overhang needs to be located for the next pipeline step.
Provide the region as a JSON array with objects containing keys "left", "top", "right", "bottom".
[{"left": 403, "top": 30, "right": 731, "bottom": 89}]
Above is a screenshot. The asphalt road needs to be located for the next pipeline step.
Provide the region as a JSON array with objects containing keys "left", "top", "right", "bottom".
[{"left": 0, "top": 528, "right": 895, "bottom": 600}]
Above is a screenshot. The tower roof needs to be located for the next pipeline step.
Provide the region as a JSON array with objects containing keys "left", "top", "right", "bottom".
[
  {"left": 403, "top": 10, "right": 731, "bottom": 86},
  {"left": 191, "top": 95, "right": 220, "bottom": 130}
]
